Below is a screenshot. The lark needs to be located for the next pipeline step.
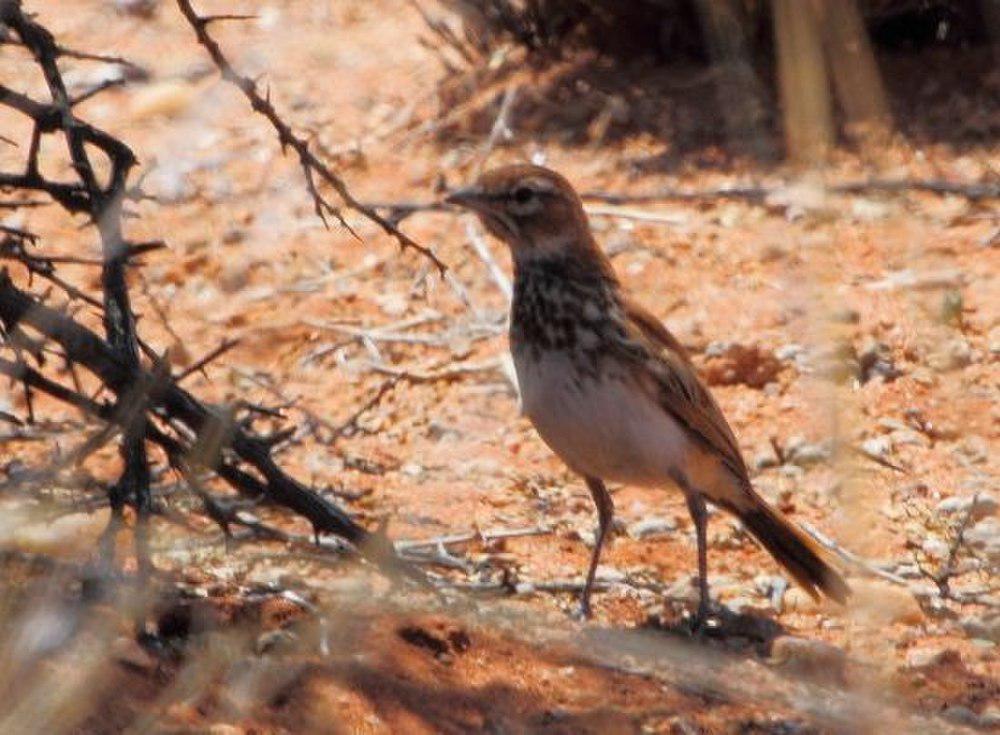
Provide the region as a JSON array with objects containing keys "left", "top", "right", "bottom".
[{"left": 447, "top": 164, "right": 850, "bottom": 624}]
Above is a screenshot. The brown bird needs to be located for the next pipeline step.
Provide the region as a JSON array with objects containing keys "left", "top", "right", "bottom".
[{"left": 447, "top": 164, "right": 850, "bottom": 624}]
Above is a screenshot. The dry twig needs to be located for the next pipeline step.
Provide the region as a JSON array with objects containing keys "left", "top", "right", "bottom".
[{"left": 173, "top": 0, "right": 447, "bottom": 274}]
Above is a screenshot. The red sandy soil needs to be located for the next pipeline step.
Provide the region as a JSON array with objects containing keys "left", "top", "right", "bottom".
[{"left": 0, "top": 1, "right": 997, "bottom": 733}]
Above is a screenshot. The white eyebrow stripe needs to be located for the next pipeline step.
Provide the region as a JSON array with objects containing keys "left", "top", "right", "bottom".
[{"left": 522, "top": 177, "right": 557, "bottom": 193}]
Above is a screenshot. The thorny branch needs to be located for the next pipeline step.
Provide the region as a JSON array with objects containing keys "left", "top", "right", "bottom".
[
  {"left": 173, "top": 0, "right": 448, "bottom": 274},
  {"left": 0, "top": 273, "right": 417, "bottom": 579},
  {"left": 0, "top": 2, "right": 424, "bottom": 586},
  {"left": 0, "top": 0, "right": 153, "bottom": 571}
]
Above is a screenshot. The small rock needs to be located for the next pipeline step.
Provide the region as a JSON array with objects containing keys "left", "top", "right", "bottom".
[
  {"left": 783, "top": 586, "right": 818, "bottom": 613},
  {"left": 906, "top": 646, "right": 949, "bottom": 668},
  {"left": 114, "top": 0, "right": 157, "bottom": 18},
  {"left": 701, "top": 343, "right": 782, "bottom": 389},
  {"left": 956, "top": 435, "right": 989, "bottom": 464},
  {"left": 787, "top": 442, "right": 830, "bottom": 468},
  {"left": 849, "top": 579, "right": 924, "bottom": 625},
  {"left": 400, "top": 462, "right": 424, "bottom": 478},
  {"left": 920, "top": 537, "right": 950, "bottom": 559},
  {"left": 940, "top": 705, "right": 979, "bottom": 727},
  {"left": 856, "top": 338, "right": 901, "bottom": 383},
  {"left": 778, "top": 464, "right": 804, "bottom": 480},
  {"left": 936, "top": 493, "right": 998, "bottom": 521},
  {"left": 831, "top": 307, "right": 860, "bottom": 324},
  {"left": 939, "top": 289, "right": 964, "bottom": 326},
  {"left": 860, "top": 436, "right": 893, "bottom": 460},
  {"left": 960, "top": 614, "right": 1000, "bottom": 643},
  {"left": 208, "top": 724, "right": 244, "bottom": 735},
  {"left": 219, "top": 263, "right": 250, "bottom": 293},
  {"left": 966, "top": 518, "right": 1000, "bottom": 562},
  {"left": 627, "top": 517, "right": 678, "bottom": 539},
  {"left": 726, "top": 596, "right": 758, "bottom": 613},
  {"left": 220, "top": 227, "right": 246, "bottom": 245},
  {"left": 374, "top": 292, "right": 408, "bottom": 318},
  {"left": 979, "top": 708, "right": 1000, "bottom": 728},
  {"left": 989, "top": 326, "right": 1000, "bottom": 355},
  {"left": 775, "top": 343, "right": 807, "bottom": 362},
  {"left": 927, "top": 338, "right": 973, "bottom": 372},
  {"left": 596, "top": 566, "right": 626, "bottom": 584},
  {"left": 664, "top": 577, "right": 698, "bottom": 604},
  {"left": 970, "top": 639, "right": 996, "bottom": 656},
  {"left": 769, "top": 635, "right": 846, "bottom": 684},
  {"left": 753, "top": 448, "right": 780, "bottom": 471}
]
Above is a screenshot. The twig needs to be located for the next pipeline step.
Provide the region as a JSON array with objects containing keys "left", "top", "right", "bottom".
[
  {"left": 1, "top": 0, "right": 152, "bottom": 575},
  {"left": 800, "top": 522, "right": 908, "bottom": 586},
  {"left": 174, "top": 0, "right": 447, "bottom": 274},
  {"left": 850, "top": 444, "right": 908, "bottom": 474},
  {"left": 580, "top": 178, "right": 1000, "bottom": 206},
  {"left": 922, "top": 495, "right": 980, "bottom": 600},
  {"left": 0, "top": 276, "right": 421, "bottom": 582},
  {"left": 367, "top": 357, "right": 503, "bottom": 383},
  {"left": 396, "top": 524, "right": 550, "bottom": 551},
  {"left": 464, "top": 220, "right": 512, "bottom": 301},
  {"left": 582, "top": 204, "right": 688, "bottom": 225},
  {"left": 175, "top": 338, "right": 240, "bottom": 383},
  {"left": 473, "top": 85, "right": 518, "bottom": 177}
]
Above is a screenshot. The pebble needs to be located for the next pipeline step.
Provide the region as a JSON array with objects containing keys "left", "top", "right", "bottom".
[
  {"left": 849, "top": 579, "right": 924, "bottom": 625},
  {"left": 831, "top": 307, "right": 861, "bottom": 324},
  {"left": 596, "top": 566, "right": 626, "bottom": 584},
  {"left": 989, "top": 326, "right": 1000, "bottom": 355},
  {"left": 920, "top": 537, "right": 950, "bottom": 559},
  {"left": 400, "top": 462, "right": 424, "bottom": 478},
  {"left": 626, "top": 517, "right": 678, "bottom": 539},
  {"left": 965, "top": 517, "right": 1000, "bottom": 562},
  {"left": 856, "top": 338, "right": 901, "bottom": 383},
  {"left": 753, "top": 447, "right": 780, "bottom": 471},
  {"left": 860, "top": 436, "right": 893, "bottom": 459},
  {"left": 956, "top": 435, "right": 989, "bottom": 464},
  {"left": 778, "top": 464, "right": 805, "bottom": 478},
  {"left": 910, "top": 367, "right": 938, "bottom": 387},
  {"left": 114, "top": 0, "right": 157, "bottom": 17},
  {"left": 961, "top": 614, "right": 1000, "bottom": 643},
  {"left": 769, "top": 635, "right": 846, "bottom": 684},
  {"left": 980, "top": 708, "right": 1000, "bottom": 728},
  {"left": 783, "top": 586, "right": 818, "bottom": 613},
  {"left": 775, "top": 343, "right": 807, "bottom": 362},
  {"left": 936, "top": 493, "right": 997, "bottom": 521},
  {"left": 941, "top": 705, "right": 979, "bottom": 727},
  {"left": 664, "top": 578, "right": 698, "bottom": 604},
  {"left": 787, "top": 442, "right": 830, "bottom": 467},
  {"left": 906, "top": 646, "right": 950, "bottom": 668},
  {"left": 927, "top": 338, "right": 973, "bottom": 372}
]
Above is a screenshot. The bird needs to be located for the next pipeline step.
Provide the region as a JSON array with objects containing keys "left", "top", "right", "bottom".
[{"left": 446, "top": 164, "right": 850, "bottom": 625}]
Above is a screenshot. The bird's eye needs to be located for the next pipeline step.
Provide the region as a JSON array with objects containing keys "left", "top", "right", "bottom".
[{"left": 512, "top": 186, "right": 534, "bottom": 204}]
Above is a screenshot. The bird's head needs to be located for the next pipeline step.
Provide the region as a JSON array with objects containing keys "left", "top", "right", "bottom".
[{"left": 446, "top": 165, "right": 596, "bottom": 264}]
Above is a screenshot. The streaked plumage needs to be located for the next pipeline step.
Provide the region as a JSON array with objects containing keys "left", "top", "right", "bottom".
[{"left": 448, "top": 164, "right": 850, "bottom": 623}]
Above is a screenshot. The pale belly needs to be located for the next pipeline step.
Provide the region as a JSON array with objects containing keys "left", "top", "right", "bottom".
[{"left": 513, "top": 350, "right": 691, "bottom": 486}]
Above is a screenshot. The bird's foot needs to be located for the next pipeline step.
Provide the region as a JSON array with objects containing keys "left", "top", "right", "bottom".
[{"left": 686, "top": 600, "right": 723, "bottom": 637}]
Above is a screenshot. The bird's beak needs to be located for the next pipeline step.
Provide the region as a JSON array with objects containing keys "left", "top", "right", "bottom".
[{"left": 445, "top": 186, "right": 491, "bottom": 212}]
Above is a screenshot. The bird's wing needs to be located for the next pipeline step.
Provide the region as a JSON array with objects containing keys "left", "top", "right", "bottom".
[{"left": 622, "top": 296, "right": 750, "bottom": 485}]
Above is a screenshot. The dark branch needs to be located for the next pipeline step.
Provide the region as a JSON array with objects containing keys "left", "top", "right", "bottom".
[{"left": 173, "top": 0, "right": 447, "bottom": 274}]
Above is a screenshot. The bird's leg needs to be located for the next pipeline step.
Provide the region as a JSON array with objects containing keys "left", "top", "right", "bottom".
[
  {"left": 579, "top": 476, "right": 614, "bottom": 619},
  {"left": 684, "top": 490, "right": 712, "bottom": 630}
]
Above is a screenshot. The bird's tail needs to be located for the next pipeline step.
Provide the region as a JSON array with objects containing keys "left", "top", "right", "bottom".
[{"left": 737, "top": 498, "right": 851, "bottom": 604}]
